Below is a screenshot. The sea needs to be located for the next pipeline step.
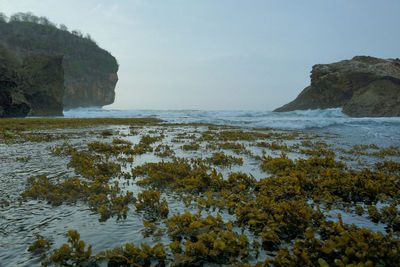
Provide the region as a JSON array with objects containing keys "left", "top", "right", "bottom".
[
  {"left": 63, "top": 107, "right": 400, "bottom": 146},
  {"left": 1, "top": 107, "right": 400, "bottom": 266}
]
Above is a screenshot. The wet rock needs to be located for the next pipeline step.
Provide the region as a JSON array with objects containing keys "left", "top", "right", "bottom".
[{"left": 275, "top": 56, "right": 400, "bottom": 117}]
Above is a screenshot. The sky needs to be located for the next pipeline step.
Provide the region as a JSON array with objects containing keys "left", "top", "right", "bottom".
[{"left": 1, "top": 0, "right": 399, "bottom": 110}]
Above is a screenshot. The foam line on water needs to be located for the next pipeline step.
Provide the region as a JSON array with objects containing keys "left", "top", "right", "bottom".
[{"left": 63, "top": 107, "right": 400, "bottom": 130}]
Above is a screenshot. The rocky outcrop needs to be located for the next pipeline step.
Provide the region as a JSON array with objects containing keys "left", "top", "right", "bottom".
[
  {"left": 0, "top": 86, "right": 31, "bottom": 118},
  {"left": 0, "top": 44, "right": 64, "bottom": 117},
  {"left": 64, "top": 72, "right": 118, "bottom": 108},
  {"left": 0, "top": 44, "right": 28, "bottom": 117},
  {"left": 21, "top": 54, "right": 64, "bottom": 116},
  {"left": 0, "top": 15, "right": 118, "bottom": 109},
  {"left": 274, "top": 56, "right": 400, "bottom": 117}
]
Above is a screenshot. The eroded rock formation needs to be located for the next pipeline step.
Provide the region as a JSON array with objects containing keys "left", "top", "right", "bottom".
[
  {"left": 275, "top": 56, "right": 400, "bottom": 117},
  {"left": 0, "top": 16, "right": 118, "bottom": 109},
  {"left": 0, "top": 44, "right": 64, "bottom": 117},
  {"left": 21, "top": 54, "right": 65, "bottom": 116}
]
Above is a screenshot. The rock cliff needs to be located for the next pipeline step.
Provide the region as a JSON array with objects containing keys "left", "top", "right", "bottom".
[
  {"left": 21, "top": 54, "right": 65, "bottom": 116},
  {"left": 0, "top": 14, "right": 118, "bottom": 109},
  {"left": 0, "top": 44, "right": 64, "bottom": 117},
  {"left": 274, "top": 56, "right": 400, "bottom": 117}
]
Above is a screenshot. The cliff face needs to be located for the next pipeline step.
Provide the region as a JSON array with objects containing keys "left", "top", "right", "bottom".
[
  {"left": 274, "top": 56, "right": 400, "bottom": 117},
  {"left": 21, "top": 54, "right": 64, "bottom": 116},
  {"left": 0, "top": 17, "right": 118, "bottom": 109},
  {"left": 0, "top": 44, "right": 64, "bottom": 117},
  {"left": 64, "top": 72, "right": 117, "bottom": 108}
]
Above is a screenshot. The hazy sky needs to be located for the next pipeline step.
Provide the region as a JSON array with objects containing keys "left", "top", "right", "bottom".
[{"left": 1, "top": 0, "right": 399, "bottom": 110}]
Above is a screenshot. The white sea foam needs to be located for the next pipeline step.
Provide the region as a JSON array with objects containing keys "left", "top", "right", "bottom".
[
  {"left": 62, "top": 107, "right": 400, "bottom": 147},
  {"left": 63, "top": 107, "right": 400, "bottom": 130}
]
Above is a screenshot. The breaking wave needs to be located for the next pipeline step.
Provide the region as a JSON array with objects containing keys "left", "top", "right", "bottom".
[{"left": 63, "top": 107, "right": 400, "bottom": 131}]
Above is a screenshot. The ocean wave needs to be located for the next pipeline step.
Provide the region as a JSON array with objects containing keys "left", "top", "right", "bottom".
[{"left": 62, "top": 107, "right": 400, "bottom": 130}]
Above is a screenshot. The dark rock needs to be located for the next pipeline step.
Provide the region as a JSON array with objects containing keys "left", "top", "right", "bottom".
[
  {"left": 0, "top": 18, "right": 118, "bottom": 108},
  {"left": 0, "top": 43, "right": 64, "bottom": 117},
  {"left": 0, "top": 89, "right": 31, "bottom": 118},
  {"left": 274, "top": 56, "right": 400, "bottom": 117},
  {"left": 0, "top": 44, "right": 29, "bottom": 117},
  {"left": 21, "top": 54, "right": 64, "bottom": 116}
]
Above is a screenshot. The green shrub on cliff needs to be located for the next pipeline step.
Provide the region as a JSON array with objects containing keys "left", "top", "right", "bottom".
[
  {"left": 0, "top": 42, "right": 21, "bottom": 69},
  {"left": 0, "top": 14, "right": 117, "bottom": 73}
]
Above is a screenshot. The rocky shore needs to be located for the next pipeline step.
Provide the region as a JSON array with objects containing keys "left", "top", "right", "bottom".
[{"left": 275, "top": 56, "right": 400, "bottom": 117}]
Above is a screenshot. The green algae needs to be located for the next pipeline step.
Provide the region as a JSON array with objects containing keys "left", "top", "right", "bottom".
[
  {"left": 181, "top": 142, "right": 200, "bottom": 151},
  {"left": 0, "top": 117, "right": 162, "bottom": 131},
  {"left": 28, "top": 234, "right": 51, "bottom": 254},
  {"left": 205, "top": 152, "right": 243, "bottom": 166},
  {"left": 154, "top": 144, "right": 175, "bottom": 158},
  {"left": 135, "top": 189, "right": 169, "bottom": 220},
  {"left": 45, "top": 230, "right": 93, "bottom": 266},
  {"left": 2, "top": 118, "right": 399, "bottom": 266}
]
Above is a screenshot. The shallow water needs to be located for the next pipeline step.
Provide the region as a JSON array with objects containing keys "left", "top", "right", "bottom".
[
  {"left": 63, "top": 107, "right": 400, "bottom": 132},
  {"left": 1, "top": 122, "right": 399, "bottom": 266}
]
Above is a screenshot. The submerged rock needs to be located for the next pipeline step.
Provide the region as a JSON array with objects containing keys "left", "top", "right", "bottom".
[{"left": 275, "top": 56, "right": 400, "bottom": 117}]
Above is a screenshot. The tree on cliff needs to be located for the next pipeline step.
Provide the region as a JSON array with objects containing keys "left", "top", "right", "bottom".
[
  {"left": 0, "top": 42, "right": 20, "bottom": 69},
  {"left": 0, "top": 12, "right": 7, "bottom": 22}
]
